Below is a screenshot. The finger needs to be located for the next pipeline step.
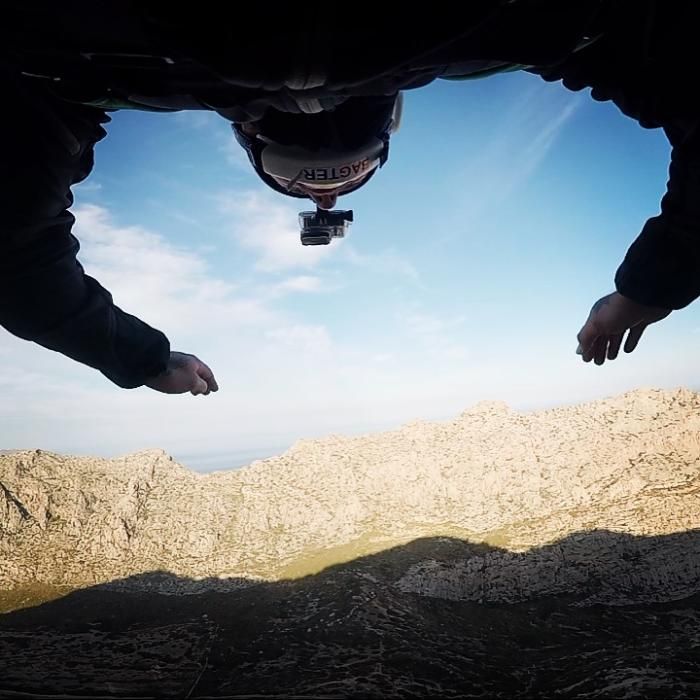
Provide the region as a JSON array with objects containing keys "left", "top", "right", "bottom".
[
  {"left": 607, "top": 334, "right": 623, "bottom": 360},
  {"left": 577, "top": 321, "right": 599, "bottom": 360},
  {"left": 197, "top": 364, "right": 219, "bottom": 393},
  {"left": 581, "top": 329, "right": 601, "bottom": 363},
  {"left": 593, "top": 336, "right": 608, "bottom": 365},
  {"left": 190, "top": 376, "right": 208, "bottom": 396},
  {"left": 624, "top": 324, "right": 647, "bottom": 353},
  {"left": 581, "top": 333, "right": 598, "bottom": 362}
]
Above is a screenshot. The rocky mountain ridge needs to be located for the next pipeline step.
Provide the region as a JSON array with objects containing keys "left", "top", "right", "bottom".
[
  {"left": 2, "top": 387, "right": 700, "bottom": 593},
  {"left": 3, "top": 388, "right": 700, "bottom": 697}
]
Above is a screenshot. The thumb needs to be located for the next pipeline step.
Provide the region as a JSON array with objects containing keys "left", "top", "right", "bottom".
[
  {"left": 623, "top": 323, "right": 647, "bottom": 353},
  {"left": 576, "top": 319, "right": 599, "bottom": 357},
  {"left": 190, "top": 376, "right": 209, "bottom": 396}
]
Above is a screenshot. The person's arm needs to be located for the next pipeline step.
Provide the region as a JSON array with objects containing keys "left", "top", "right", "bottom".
[
  {"left": 577, "top": 120, "right": 700, "bottom": 364},
  {"left": 615, "top": 121, "right": 700, "bottom": 309},
  {"left": 0, "top": 224, "right": 172, "bottom": 388},
  {"left": 1, "top": 229, "right": 218, "bottom": 394},
  {"left": 0, "top": 68, "right": 217, "bottom": 394}
]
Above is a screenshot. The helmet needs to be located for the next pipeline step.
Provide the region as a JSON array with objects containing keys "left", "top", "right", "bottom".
[{"left": 232, "top": 93, "right": 403, "bottom": 202}]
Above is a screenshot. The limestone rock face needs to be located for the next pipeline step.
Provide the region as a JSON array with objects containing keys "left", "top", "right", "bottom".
[
  {"left": 1, "top": 388, "right": 700, "bottom": 697},
  {"left": 3, "top": 388, "right": 700, "bottom": 589}
]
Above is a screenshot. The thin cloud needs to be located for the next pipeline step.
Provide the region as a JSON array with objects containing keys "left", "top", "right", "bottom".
[
  {"left": 173, "top": 110, "right": 220, "bottom": 131},
  {"left": 519, "top": 99, "right": 581, "bottom": 176},
  {"left": 342, "top": 245, "right": 423, "bottom": 285},
  {"left": 172, "top": 109, "right": 251, "bottom": 172},
  {"left": 73, "top": 204, "right": 273, "bottom": 335},
  {"left": 452, "top": 81, "right": 584, "bottom": 225},
  {"left": 73, "top": 180, "right": 103, "bottom": 194},
  {"left": 220, "top": 132, "right": 253, "bottom": 171},
  {"left": 399, "top": 309, "right": 470, "bottom": 361},
  {"left": 70, "top": 204, "right": 347, "bottom": 354},
  {"left": 219, "top": 190, "right": 337, "bottom": 272},
  {"left": 265, "top": 324, "right": 333, "bottom": 354},
  {"left": 271, "top": 276, "right": 325, "bottom": 294}
]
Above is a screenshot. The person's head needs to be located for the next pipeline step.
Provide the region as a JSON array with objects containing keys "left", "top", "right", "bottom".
[{"left": 232, "top": 93, "right": 403, "bottom": 210}]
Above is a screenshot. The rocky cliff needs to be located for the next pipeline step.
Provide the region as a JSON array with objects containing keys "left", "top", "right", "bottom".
[{"left": 1, "top": 387, "right": 700, "bottom": 697}]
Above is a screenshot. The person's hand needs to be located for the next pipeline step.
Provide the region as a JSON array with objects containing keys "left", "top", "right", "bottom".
[
  {"left": 576, "top": 292, "right": 671, "bottom": 365},
  {"left": 145, "top": 351, "right": 219, "bottom": 395}
]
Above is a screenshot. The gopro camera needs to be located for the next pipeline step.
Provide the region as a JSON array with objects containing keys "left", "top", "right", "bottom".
[{"left": 298, "top": 208, "right": 354, "bottom": 246}]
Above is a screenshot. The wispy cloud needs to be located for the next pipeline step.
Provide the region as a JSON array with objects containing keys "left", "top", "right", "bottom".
[
  {"left": 520, "top": 100, "right": 580, "bottom": 167},
  {"left": 270, "top": 275, "right": 325, "bottom": 295},
  {"left": 343, "top": 245, "right": 423, "bottom": 285},
  {"left": 218, "top": 189, "right": 423, "bottom": 291},
  {"left": 73, "top": 204, "right": 274, "bottom": 337},
  {"left": 172, "top": 109, "right": 251, "bottom": 171},
  {"left": 219, "top": 190, "right": 337, "bottom": 271},
  {"left": 73, "top": 180, "right": 103, "bottom": 194},
  {"left": 173, "top": 110, "right": 219, "bottom": 131},
  {"left": 452, "top": 81, "right": 584, "bottom": 223},
  {"left": 399, "top": 309, "right": 470, "bottom": 361},
  {"left": 265, "top": 323, "right": 333, "bottom": 354},
  {"left": 219, "top": 132, "right": 252, "bottom": 171}
]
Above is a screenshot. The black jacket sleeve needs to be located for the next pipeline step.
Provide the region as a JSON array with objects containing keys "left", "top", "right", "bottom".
[
  {"left": 614, "top": 120, "right": 700, "bottom": 309},
  {"left": 530, "top": 1, "right": 700, "bottom": 311},
  {"left": 0, "top": 68, "right": 170, "bottom": 388},
  {"left": 0, "top": 220, "right": 171, "bottom": 388}
]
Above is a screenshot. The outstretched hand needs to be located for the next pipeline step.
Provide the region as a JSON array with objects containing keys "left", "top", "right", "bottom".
[
  {"left": 145, "top": 351, "right": 219, "bottom": 395},
  {"left": 576, "top": 292, "right": 671, "bottom": 365}
]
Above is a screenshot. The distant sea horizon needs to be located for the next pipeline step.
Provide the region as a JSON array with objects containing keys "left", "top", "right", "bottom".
[
  {"left": 171, "top": 446, "right": 291, "bottom": 473},
  {"left": 0, "top": 446, "right": 291, "bottom": 474}
]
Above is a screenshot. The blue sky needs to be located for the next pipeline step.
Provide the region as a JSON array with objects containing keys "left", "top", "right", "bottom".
[{"left": 1, "top": 71, "right": 698, "bottom": 471}]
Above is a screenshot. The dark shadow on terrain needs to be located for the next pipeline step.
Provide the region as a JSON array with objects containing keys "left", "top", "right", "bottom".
[{"left": 1, "top": 529, "right": 700, "bottom": 698}]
